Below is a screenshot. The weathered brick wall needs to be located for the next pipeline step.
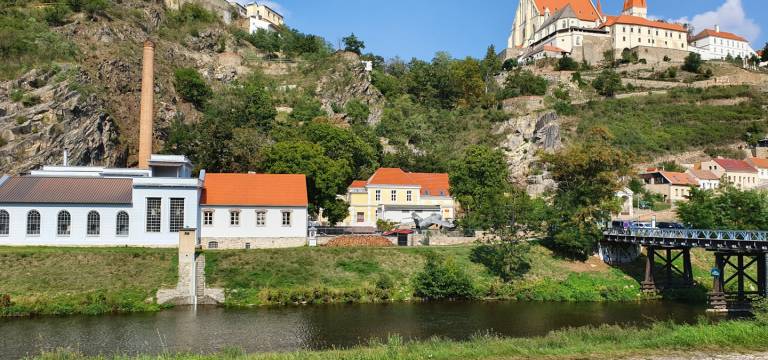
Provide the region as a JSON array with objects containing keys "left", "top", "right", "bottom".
[{"left": 571, "top": 35, "right": 613, "bottom": 66}]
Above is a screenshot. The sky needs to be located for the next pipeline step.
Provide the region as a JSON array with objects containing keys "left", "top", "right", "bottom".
[{"left": 238, "top": 0, "right": 765, "bottom": 61}]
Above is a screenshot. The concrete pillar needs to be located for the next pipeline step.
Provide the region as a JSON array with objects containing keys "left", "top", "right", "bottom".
[{"left": 138, "top": 39, "right": 155, "bottom": 169}]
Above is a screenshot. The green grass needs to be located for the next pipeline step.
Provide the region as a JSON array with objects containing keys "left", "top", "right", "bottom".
[
  {"left": 0, "top": 247, "right": 178, "bottom": 316},
  {"left": 574, "top": 85, "right": 766, "bottom": 159},
  {"left": 32, "top": 320, "right": 768, "bottom": 360},
  {"left": 204, "top": 244, "right": 645, "bottom": 307}
]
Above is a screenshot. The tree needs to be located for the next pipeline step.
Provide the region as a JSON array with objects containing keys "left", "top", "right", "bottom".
[
  {"left": 262, "top": 141, "right": 352, "bottom": 222},
  {"left": 762, "top": 43, "right": 768, "bottom": 62},
  {"left": 541, "top": 128, "right": 633, "bottom": 259},
  {"left": 481, "top": 45, "right": 502, "bottom": 77},
  {"left": 678, "top": 185, "right": 768, "bottom": 230},
  {"left": 591, "top": 69, "right": 622, "bottom": 97},
  {"left": 502, "top": 58, "right": 518, "bottom": 71},
  {"left": 290, "top": 96, "right": 326, "bottom": 123},
  {"left": 499, "top": 68, "right": 548, "bottom": 98},
  {"left": 449, "top": 145, "right": 511, "bottom": 230},
  {"left": 342, "top": 33, "right": 365, "bottom": 55},
  {"left": 413, "top": 252, "right": 476, "bottom": 300},
  {"left": 204, "top": 73, "right": 277, "bottom": 131},
  {"left": 344, "top": 99, "right": 370, "bottom": 125},
  {"left": 556, "top": 55, "right": 579, "bottom": 71},
  {"left": 302, "top": 120, "right": 379, "bottom": 181},
  {"left": 682, "top": 52, "right": 702, "bottom": 73},
  {"left": 173, "top": 68, "right": 212, "bottom": 109}
]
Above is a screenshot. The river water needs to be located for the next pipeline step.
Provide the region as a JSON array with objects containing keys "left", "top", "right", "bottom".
[{"left": 0, "top": 301, "right": 711, "bottom": 359}]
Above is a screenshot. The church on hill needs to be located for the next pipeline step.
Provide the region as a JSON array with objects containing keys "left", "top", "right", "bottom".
[{"left": 504, "top": 0, "right": 692, "bottom": 64}]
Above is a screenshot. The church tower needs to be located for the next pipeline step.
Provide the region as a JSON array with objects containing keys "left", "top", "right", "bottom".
[{"left": 622, "top": 0, "right": 647, "bottom": 18}]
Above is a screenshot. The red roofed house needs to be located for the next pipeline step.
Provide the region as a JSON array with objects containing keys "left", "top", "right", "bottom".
[
  {"left": 746, "top": 158, "right": 768, "bottom": 184},
  {"left": 640, "top": 171, "right": 699, "bottom": 203},
  {"left": 689, "top": 25, "right": 757, "bottom": 61},
  {"left": 200, "top": 173, "right": 309, "bottom": 249},
  {"left": 341, "top": 168, "right": 456, "bottom": 228},
  {"left": 600, "top": 0, "right": 688, "bottom": 55},
  {"left": 699, "top": 158, "right": 759, "bottom": 189}
]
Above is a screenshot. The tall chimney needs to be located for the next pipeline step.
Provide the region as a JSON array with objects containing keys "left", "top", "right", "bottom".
[
  {"left": 138, "top": 39, "right": 155, "bottom": 169},
  {"left": 715, "top": 25, "right": 720, "bottom": 33}
]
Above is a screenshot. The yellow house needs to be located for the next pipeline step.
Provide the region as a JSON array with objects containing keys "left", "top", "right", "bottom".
[
  {"left": 341, "top": 168, "right": 456, "bottom": 228},
  {"left": 245, "top": 2, "right": 284, "bottom": 32},
  {"left": 700, "top": 158, "right": 759, "bottom": 190}
]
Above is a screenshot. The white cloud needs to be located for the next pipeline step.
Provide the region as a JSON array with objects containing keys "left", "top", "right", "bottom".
[
  {"left": 674, "top": 0, "right": 760, "bottom": 42},
  {"left": 233, "top": 0, "right": 290, "bottom": 18}
]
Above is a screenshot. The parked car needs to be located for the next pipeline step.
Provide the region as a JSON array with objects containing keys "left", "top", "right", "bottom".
[
  {"left": 656, "top": 222, "right": 685, "bottom": 229},
  {"left": 632, "top": 222, "right": 654, "bottom": 229}
]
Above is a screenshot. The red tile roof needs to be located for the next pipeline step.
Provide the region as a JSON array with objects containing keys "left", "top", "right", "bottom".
[
  {"left": 0, "top": 177, "right": 132, "bottom": 204},
  {"left": 623, "top": 0, "right": 646, "bottom": 10},
  {"left": 543, "top": 44, "right": 567, "bottom": 53},
  {"left": 202, "top": 173, "right": 308, "bottom": 206},
  {"left": 690, "top": 29, "right": 748, "bottom": 43},
  {"left": 660, "top": 172, "right": 698, "bottom": 186},
  {"left": 349, "top": 180, "right": 367, "bottom": 189},
  {"left": 357, "top": 168, "right": 451, "bottom": 197},
  {"left": 534, "top": 0, "right": 599, "bottom": 21},
  {"left": 688, "top": 169, "right": 720, "bottom": 181},
  {"left": 602, "top": 15, "right": 686, "bottom": 32},
  {"left": 713, "top": 159, "right": 757, "bottom": 173},
  {"left": 747, "top": 158, "right": 768, "bottom": 169}
]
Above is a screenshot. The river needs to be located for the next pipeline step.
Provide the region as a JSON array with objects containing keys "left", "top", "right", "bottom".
[{"left": 0, "top": 301, "right": 713, "bottom": 359}]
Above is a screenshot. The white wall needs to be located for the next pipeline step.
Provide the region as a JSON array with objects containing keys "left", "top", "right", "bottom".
[
  {"left": 609, "top": 24, "right": 688, "bottom": 51},
  {"left": 133, "top": 186, "right": 201, "bottom": 246},
  {"left": 690, "top": 36, "right": 756, "bottom": 60},
  {"left": 200, "top": 206, "right": 307, "bottom": 239}
]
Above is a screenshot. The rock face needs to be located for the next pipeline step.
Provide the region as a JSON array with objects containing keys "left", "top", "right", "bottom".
[
  {"left": 0, "top": 68, "right": 122, "bottom": 174},
  {"left": 316, "top": 58, "right": 385, "bottom": 125},
  {"left": 498, "top": 111, "right": 562, "bottom": 195}
]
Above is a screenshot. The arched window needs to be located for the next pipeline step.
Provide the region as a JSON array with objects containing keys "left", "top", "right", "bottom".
[
  {"left": 116, "top": 211, "right": 129, "bottom": 236},
  {"left": 26, "top": 210, "right": 40, "bottom": 236},
  {"left": 0, "top": 210, "right": 8, "bottom": 236},
  {"left": 57, "top": 211, "right": 71, "bottom": 236},
  {"left": 87, "top": 211, "right": 100, "bottom": 236}
]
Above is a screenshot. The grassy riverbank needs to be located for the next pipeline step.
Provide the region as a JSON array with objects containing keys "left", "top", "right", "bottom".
[
  {"left": 0, "top": 247, "right": 177, "bottom": 316},
  {"left": 34, "top": 320, "right": 768, "bottom": 360},
  {"left": 205, "top": 243, "right": 646, "bottom": 307}
]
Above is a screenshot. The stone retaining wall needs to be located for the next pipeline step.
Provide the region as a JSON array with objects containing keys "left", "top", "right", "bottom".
[{"left": 201, "top": 237, "right": 306, "bottom": 250}]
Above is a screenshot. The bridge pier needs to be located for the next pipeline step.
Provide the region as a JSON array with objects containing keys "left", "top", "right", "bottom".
[
  {"left": 642, "top": 246, "right": 694, "bottom": 292},
  {"left": 708, "top": 252, "right": 768, "bottom": 311}
]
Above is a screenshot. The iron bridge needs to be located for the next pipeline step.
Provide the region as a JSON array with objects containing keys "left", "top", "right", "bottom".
[{"left": 603, "top": 228, "right": 768, "bottom": 250}]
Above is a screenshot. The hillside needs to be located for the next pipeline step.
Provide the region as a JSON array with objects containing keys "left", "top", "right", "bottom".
[{"left": 1, "top": 0, "right": 767, "bottom": 190}]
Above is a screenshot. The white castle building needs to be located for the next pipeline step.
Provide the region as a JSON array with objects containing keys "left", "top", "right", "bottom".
[
  {"left": 504, "top": 0, "right": 754, "bottom": 65},
  {"left": 689, "top": 25, "right": 758, "bottom": 61},
  {"left": 0, "top": 41, "right": 307, "bottom": 249}
]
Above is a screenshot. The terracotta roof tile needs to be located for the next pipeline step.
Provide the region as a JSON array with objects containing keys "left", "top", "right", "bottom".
[
  {"left": 534, "top": 0, "right": 599, "bottom": 21},
  {"left": 0, "top": 177, "right": 132, "bottom": 204},
  {"left": 690, "top": 29, "right": 748, "bottom": 43},
  {"left": 543, "top": 44, "right": 567, "bottom": 53},
  {"left": 623, "top": 0, "right": 647, "bottom": 10},
  {"left": 688, "top": 169, "right": 720, "bottom": 181},
  {"left": 349, "top": 180, "right": 367, "bottom": 189},
  {"left": 713, "top": 159, "right": 757, "bottom": 173},
  {"left": 747, "top": 158, "right": 768, "bottom": 169},
  {"left": 660, "top": 172, "right": 698, "bottom": 186},
  {"left": 409, "top": 173, "right": 450, "bottom": 197},
  {"left": 602, "top": 15, "right": 686, "bottom": 32},
  {"left": 202, "top": 173, "right": 307, "bottom": 206},
  {"left": 357, "top": 168, "right": 451, "bottom": 197}
]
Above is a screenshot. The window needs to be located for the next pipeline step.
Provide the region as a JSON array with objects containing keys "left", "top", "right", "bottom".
[
  {"left": 282, "top": 211, "right": 292, "bottom": 226},
  {"left": 230, "top": 210, "right": 240, "bottom": 226},
  {"left": 256, "top": 211, "right": 266, "bottom": 226},
  {"left": 390, "top": 190, "right": 397, "bottom": 202},
  {"left": 116, "top": 211, "right": 129, "bottom": 236},
  {"left": 169, "top": 198, "right": 184, "bottom": 232},
  {"left": 375, "top": 190, "right": 381, "bottom": 201},
  {"left": 406, "top": 190, "right": 413, "bottom": 202},
  {"left": 208, "top": 241, "right": 218, "bottom": 249},
  {"left": 357, "top": 212, "right": 365, "bottom": 223},
  {"left": 245, "top": 243, "right": 251, "bottom": 249},
  {"left": 375, "top": 209, "right": 381, "bottom": 220},
  {"left": 146, "top": 198, "right": 161, "bottom": 233},
  {"left": 203, "top": 210, "right": 213, "bottom": 226},
  {"left": 26, "top": 210, "right": 40, "bottom": 236},
  {"left": 87, "top": 211, "right": 100, "bottom": 236},
  {"left": 57, "top": 211, "right": 71, "bottom": 236},
  {"left": 0, "top": 210, "right": 8, "bottom": 236}
]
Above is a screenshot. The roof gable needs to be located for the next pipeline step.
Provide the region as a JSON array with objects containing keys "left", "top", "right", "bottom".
[
  {"left": 358, "top": 168, "right": 451, "bottom": 196},
  {"left": 690, "top": 29, "right": 748, "bottom": 43},
  {"left": 202, "top": 173, "right": 308, "bottom": 206},
  {"left": 0, "top": 177, "right": 133, "bottom": 204},
  {"left": 534, "top": 0, "right": 599, "bottom": 21}
]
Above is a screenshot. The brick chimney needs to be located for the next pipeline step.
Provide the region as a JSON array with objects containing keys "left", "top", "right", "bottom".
[{"left": 138, "top": 39, "right": 155, "bottom": 169}]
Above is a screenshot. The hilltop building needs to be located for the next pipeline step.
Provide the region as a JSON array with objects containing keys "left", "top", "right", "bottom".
[
  {"left": 689, "top": 26, "right": 758, "bottom": 61},
  {"left": 505, "top": 0, "right": 749, "bottom": 65},
  {"left": 244, "top": 2, "right": 285, "bottom": 32},
  {"left": 341, "top": 168, "right": 456, "bottom": 228},
  {"left": 0, "top": 40, "right": 307, "bottom": 249},
  {"left": 164, "top": 0, "right": 238, "bottom": 24}
]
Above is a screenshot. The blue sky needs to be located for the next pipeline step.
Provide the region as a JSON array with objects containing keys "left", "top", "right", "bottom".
[{"left": 241, "top": 0, "right": 765, "bottom": 60}]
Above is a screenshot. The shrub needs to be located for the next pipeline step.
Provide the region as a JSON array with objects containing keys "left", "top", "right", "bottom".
[
  {"left": 10, "top": 89, "right": 23, "bottom": 102},
  {"left": 591, "top": 69, "right": 623, "bottom": 97},
  {"left": 556, "top": 56, "right": 578, "bottom": 71},
  {"left": 682, "top": 53, "right": 703, "bottom": 73},
  {"left": 663, "top": 55, "right": 671, "bottom": 62},
  {"left": 499, "top": 69, "right": 548, "bottom": 98},
  {"left": 375, "top": 274, "right": 394, "bottom": 291},
  {"left": 501, "top": 58, "right": 518, "bottom": 71},
  {"left": 755, "top": 297, "right": 768, "bottom": 324},
  {"left": 173, "top": 67, "right": 211, "bottom": 109},
  {"left": 470, "top": 242, "right": 531, "bottom": 282},
  {"left": 413, "top": 252, "right": 475, "bottom": 300},
  {"left": 345, "top": 99, "right": 370, "bottom": 125}
]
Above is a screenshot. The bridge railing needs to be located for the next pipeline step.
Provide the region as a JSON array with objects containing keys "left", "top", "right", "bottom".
[{"left": 604, "top": 228, "right": 768, "bottom": 242}]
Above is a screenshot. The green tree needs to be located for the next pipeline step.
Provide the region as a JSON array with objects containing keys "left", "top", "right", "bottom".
[
  {"left": 413, "top": 252, "right": 476, "bottom": 300},
  {"left": 541, "top": 128, "right": 633, "bottom": 259},
  {"left": 303, "top": 120, "right": 378, "bottom": 181},
  {"left": 499, "top": 68, "right": 548, "bottom": 98},
  {"left": 556, "top": 55, "right": 579, "bottom": 71},
  {"left": 591, "top": 69, "right": 622, "bottom": 97},
  {"left": 262, "top": 141, "right": 352, "bottom": 223},
  {"left": 449, "top": 145, "right": 510, "bottom": 230},
  {"left": 682, "top": 52, "right": 703, "bottom": 73},
  {"left": 344, "top": 99, "right": 370, "bottom": 125},
  {"left": 290, "top": 96, "right": 326, "bottom": 122},
  {"left": 204, "top": 73, "right": 277, "bottom": 131},
  {"left": 502, "top": 58, "right": 518, "bottom": 71},
  {"left": 173, "top": 68, "right": 212, "bottom": 109},
  {"left": 677, "top": 186, "right": 768, "bottom": 230},
  {"left": 342, "top": 33, "right": 365, "bottom": 55},
  {"left": 481, "top": 45, "right": 502, "bottom": 76}
]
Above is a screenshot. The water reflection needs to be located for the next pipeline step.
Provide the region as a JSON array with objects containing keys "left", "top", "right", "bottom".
[{"left": 0, "top": 301, "right": 710, "bottom": 359}]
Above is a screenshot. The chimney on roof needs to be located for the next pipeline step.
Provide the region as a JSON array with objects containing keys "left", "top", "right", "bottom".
[
  {"left": 138, "top": 39, "right": 155, "bottom": 170},
  {"left": 715, "top": 24, "right": 720, "bottom": 33}
]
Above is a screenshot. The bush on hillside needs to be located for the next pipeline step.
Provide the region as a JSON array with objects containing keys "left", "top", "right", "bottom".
[
  {"left": 344, "top": 99, "right": 370, "bottom": 125},
  {"left": 556, "top": 56, "right": 579, "bottom": 71},
  {"left": 413, "top": 252, "right": 476, "bottom": 300},
  {"left": 470, "top": 242, "right": 532, "bottom": 282},
  {"left": 498, "top": 69, "right": 548, "bottom": 98},
  {"left": 173, "top": 68, "right": 212, "bottom": 109},
  {"left": 591, "top": 69, "right": 622, "bottom": 97},
  {"left": 501, "top": 58, "right": 518, "bottom": 71},
  {"left": 682, "top": 52, "right": 703, "bottom": 73}
]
